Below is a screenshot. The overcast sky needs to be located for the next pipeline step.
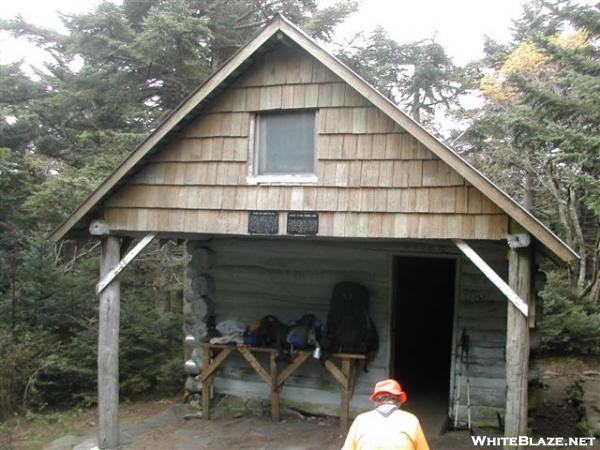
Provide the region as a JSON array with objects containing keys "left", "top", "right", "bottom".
[
  {"left": 323, "top": 0, "right": 526, "bottom": 65},
  {"left": 1, "top": 0, "right": 532, "bottom": 68}
]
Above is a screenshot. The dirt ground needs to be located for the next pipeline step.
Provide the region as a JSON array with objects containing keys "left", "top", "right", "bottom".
[
  {"left": 2, "top": 357, "right": 599, "bottom": 450},
  {"left": 52, "top": 401, "right": 482, "bottom": 450},
  {"left": 1, "top": 398, "right": 177, "bottom": 450},
  {"left": 1, "top": 395, "right": 487, "bottom": 450},
  {"left": 531, "top": 356, "right": 591, "bottom": 439},
  {"left": 119, "top": 409, "right": 486, "bottom": 450}
]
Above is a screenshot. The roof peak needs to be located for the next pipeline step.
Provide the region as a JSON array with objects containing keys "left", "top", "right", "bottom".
[{"left": 47, "top": 15, "right": 578, "bottom": 263}]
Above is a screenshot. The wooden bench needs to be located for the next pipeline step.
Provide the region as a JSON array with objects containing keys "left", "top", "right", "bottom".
[{"left": 200, "top": 342, "right": 366, "bottom": 432}]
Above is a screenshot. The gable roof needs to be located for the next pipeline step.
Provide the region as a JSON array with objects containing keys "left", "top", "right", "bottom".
[{"left": 48, "top": 15, "right": 578, "bottom": 263}]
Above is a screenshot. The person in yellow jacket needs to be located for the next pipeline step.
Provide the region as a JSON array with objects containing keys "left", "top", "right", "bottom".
[{"left": 341, "top": 379, "right": 430, "bottom": 450}]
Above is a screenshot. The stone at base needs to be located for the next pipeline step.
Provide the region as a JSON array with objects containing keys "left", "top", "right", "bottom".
[
  {"left": 184, "top": 411, "right": 204, "bottom": 420},
  {"left": 185, "top": 375, "right": 202, "bottom": 393}
]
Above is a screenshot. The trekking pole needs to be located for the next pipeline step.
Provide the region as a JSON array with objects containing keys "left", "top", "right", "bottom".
[
  {"left": 454, "top": 370, "right": 461, "bottom": 428},
  {"left": 461, "top": 329, "right": 471, "bottom": 431},
  {"left": 466, "top": 365, "right": 471, "bottom": 431},
  {"left": 453, "top": 331, "right": 465, "bottom": 429}
]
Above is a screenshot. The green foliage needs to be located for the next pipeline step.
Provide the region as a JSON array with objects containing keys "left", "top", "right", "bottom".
[
  {"left": 0, "top": 238, "right": 184, "bottom": 412},
  {"left": 458, "top": 0, "right": 600, "bottom": 299},
  {"left": 38, "top": 297, "right": 184, "bottom": 408},
  {"left": 118, "top": 304, "right": 184, "bottom": 397},
  {"left": 0, "top": 326, "right": 54, "bottom": 419},
  {"left": 338, "top": 27, "right": 466, "bottom": 125},
  {"left": 539, "top": 271, "right": 600, "bottom": 354},
  {"left": 24, "top": 132, "right": 145, "bottom": 226}
]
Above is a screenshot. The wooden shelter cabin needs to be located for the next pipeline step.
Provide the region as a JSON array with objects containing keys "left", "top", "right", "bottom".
[{"left": 49, "top": 15, "right": 577, "bottom": 450}]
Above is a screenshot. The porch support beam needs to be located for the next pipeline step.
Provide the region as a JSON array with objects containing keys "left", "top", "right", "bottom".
[
  {"left": 96, "top": 233, "right": 156, "bottom": 295},
  {"left": 504, "top": 245, "right": 532, "bottom": 449},
  {"left": 453, "top": 239, "right": 528, "bottom": 317},
  {"left": 98, "top": 236, "right": 121, "bottom": 450}
]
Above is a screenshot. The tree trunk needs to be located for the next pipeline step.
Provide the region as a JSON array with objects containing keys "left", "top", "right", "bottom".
[
  {"left": 11, "top": 270, "right": 16, "bottom": 330},
  {"left": 523, "top": 169, "right": 533, "bottom": 212},
  {"left": 155, "top": 253, "right": 170, "bottom": 315},
  {"left": 411, "top": 89, "right": 421, "bottom": 123}
]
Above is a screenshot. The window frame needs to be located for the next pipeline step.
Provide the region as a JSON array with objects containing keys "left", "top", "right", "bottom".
[{"left": 247, "top": 110, "right": 319, "bottom": 185}]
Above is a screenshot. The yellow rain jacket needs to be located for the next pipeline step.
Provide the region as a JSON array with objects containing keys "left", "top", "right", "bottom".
[{"left": 341, "top": 406, "right": 430, "bottom": 450}]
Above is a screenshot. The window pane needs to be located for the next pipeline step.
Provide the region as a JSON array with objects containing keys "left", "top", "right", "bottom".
[{"left": 257, "top": 111, "right": 315, "bottom": 174}]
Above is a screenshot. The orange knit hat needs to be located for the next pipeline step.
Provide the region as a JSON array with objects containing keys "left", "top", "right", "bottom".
[{"left": 370, "top": 379, "right": 407, "bottom": 404}]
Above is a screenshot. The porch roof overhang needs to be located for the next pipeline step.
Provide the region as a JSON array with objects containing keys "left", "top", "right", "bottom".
[{"left": 47, "top": 15, "right": 578, "bottom": 265}]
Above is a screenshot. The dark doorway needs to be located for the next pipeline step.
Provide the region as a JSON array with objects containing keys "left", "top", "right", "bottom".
[{"left": 392, "top": 256, "right": 456, "bottom": 434}]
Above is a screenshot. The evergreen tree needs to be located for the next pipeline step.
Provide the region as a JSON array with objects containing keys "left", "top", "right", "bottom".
[
  {"left": 460, "top": 0, "right": 599, "bottom": 300},
  {"left": 338, "top": 27, "right": 466, "bottom": 126}
]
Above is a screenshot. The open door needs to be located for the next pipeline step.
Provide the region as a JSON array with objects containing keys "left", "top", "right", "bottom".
[{"left": 392, "top": 256, "right": 456, "bottom": 435}]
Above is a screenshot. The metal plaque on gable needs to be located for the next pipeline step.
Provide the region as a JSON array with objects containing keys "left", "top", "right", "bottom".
[
  {"left": 287, "top": 212, "right": 319, "bottom": 235},
  {"left": 248, "top": 211, "right": 279, "bottom": 234}
]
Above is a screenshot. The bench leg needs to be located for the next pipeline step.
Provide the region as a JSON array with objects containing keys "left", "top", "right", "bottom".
[
  {"left": 340, "top": 359, "right": 351, "bottom": 433},
  {"left": 202, "top": 346, "right": 211, "bottom": 419},
  {"left": 270, "top": 352, "right": 280, "bottom": 421}
]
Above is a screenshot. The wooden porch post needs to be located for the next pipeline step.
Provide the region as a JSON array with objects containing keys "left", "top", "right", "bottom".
[
  {"left": 504, "top": 243, "right": 532, "bottom": 449},
  {"left": 98, "top": 236, "right": 120, "bottom": 449}
]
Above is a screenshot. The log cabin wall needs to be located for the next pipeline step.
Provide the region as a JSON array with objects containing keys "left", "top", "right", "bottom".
[
  {"left": 185, "top": 237, "right": 507, "bottom": 426},
  {"left": 103, "top": 46, "right": 508, "bottom": 240},
  {"left": 451, "top": 240, "right": 508, "bottom": 426}
]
